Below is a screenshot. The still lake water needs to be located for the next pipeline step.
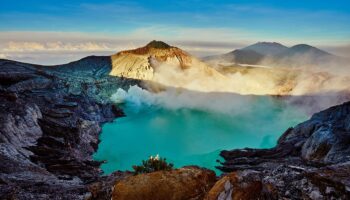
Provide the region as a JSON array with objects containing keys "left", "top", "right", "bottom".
[{"left": 93, "top": 95, "right": 307, "bottom": 175}]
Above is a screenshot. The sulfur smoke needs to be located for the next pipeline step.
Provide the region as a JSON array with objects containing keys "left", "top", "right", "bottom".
[{"left": 111, "top": 56, "right": 350, "bottom": 116}]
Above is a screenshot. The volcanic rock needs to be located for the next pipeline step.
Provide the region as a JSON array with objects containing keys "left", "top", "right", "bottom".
[
  {"left": 111, "top": 166, "right": 216, "bottom": 200},
  {"left": 218, "top": 102, "right": 350, "bottom": 199}
]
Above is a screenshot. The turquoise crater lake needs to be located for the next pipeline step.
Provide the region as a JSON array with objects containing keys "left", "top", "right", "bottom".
[{"left": 93, "top": 93, "right": 307, "bottom": 175}]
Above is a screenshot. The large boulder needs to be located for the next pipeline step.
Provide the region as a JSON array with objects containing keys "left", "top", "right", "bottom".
[
  {"left": 112, "top": 166, "right": 216, "bottom": 200},
  {"left": 205, "top": 171, "right": 277, "bottom": 200}
]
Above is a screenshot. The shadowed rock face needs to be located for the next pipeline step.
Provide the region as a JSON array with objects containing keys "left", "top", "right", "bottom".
[
  {"left": 217, "top": 102, "right": 350, "bottom": 199},
  {"left": 0, "top": 58, "right": 138, "bottom": 199}
]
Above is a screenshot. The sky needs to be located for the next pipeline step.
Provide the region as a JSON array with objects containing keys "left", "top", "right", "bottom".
[{"left": 0, "top": 0, "right": 350, "bottom": 64}]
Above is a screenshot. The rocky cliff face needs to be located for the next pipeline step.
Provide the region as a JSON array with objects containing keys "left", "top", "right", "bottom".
[
  {"left": 0, "top": 58, "right": 137, "bottom": 199},
  {"left": 110, "top": 40, "right": 193, "bottom": 80},
  {"left": 217, "top": 101, "right": 350, "bottom": 199},
  {"left": 110, "top": 40, "right": 223, "bottom": 83}
]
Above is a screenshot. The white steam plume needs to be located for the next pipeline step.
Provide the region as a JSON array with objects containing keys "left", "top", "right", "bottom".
[
  {"left": 111, "top": 85, "right": 254, "bottom": 114},
  {"left": 111, "top": 53, "right": 350, "bottom": 116}
]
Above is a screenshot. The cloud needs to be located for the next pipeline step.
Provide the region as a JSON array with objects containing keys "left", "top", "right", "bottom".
[
  {"left": 3, "top": 41, "right": 112, "bottom": 52},
  {"left": 0, "top": 29, "right": 250, "bottom": 64},
  {"left": 0, "top": 53, "right": 7, "bottom": 59},
  {"left": 5, "top": 42, "right": 45, "bottom": 51},
  {"left": 127, "top": 26, "right": 253, "bottom": 43},
  {"left": 322, "top": 44, "right": 350, "bottom": 58},
  {"left": 1, "top": 29, "right": 349, "bottom": 65}
]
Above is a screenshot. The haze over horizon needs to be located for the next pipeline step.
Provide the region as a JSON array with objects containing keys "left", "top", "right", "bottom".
[{"left": 1, "top": 0, "right": 350, "bottom": 64}]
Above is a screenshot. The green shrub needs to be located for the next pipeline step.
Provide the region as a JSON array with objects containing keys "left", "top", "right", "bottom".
[{"left": 132, "top": 154, "right": 174, "bottom": 174}]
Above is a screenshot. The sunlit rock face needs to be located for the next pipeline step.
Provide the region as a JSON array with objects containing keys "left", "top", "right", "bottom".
[
  {"left": 205, "top": 171, "right": 278, "bottom": 200},
  {"left": 112, "top": 166, "right": 216, "bottom": 200},
  {"left": 110, "top": 40, "right": 194, "bottom": 80},
  {"left": 110, "top": 40, "right": 226, "bottom": 91}
]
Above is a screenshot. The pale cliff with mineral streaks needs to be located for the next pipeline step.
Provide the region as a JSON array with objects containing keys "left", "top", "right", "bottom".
[
  {"left": 110, "top": 40, "right": 192, "bottom": 80},
  {"left": 110, "top": 40, "right": 225, "bottom": 83}
]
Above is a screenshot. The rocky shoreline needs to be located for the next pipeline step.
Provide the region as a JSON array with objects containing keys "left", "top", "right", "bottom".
[
  {"left": 0, "top": 57, "right": 349, "bottom": 199},
  {"left": 0, "top": 58, "right": 137, "bottom": 199},
  {"left": 217, "top": 101, "right": 350, "bottom": 199}
]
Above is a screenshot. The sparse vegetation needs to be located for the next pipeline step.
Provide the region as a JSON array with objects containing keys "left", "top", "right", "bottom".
[{"left": 132, "top": 154, "right": 174, "bottom": 174}]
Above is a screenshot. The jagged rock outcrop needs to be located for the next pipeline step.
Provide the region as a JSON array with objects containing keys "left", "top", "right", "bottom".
[
  {"left": 217, "top": 102, "right": 350, "bottom": 199},
  {"left": 205, "top": 171, "right": 278, "bottom": 200},
  {"left": 0, "top": 58, "right": 136, "bottom": 199},
  {"left": 112, "top": 166, "right": 216, "bottom": 200}
]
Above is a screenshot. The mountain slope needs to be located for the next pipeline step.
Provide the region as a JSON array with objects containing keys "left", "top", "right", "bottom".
[
  {"left": 242, "top": 42, "right": 288, "bottom": 56},
  {"left": 269, "top": 44, "right": 336, "bottom": 67},
  {"left": 275, "top": 44, "right": 333, "bottom": 61},
  {"left": 110, "top": 40, "right": 195, "bottom": 80},
  {"left": 279, "top": 44, "right": 332, "bottom": 57},
  {"left": 110, "top": 40, "right": 224, "bottom": 82},
  {"left": 204, "top": 42, "right": 337, "bottom": 67},
  {"left": 52, "top": 56, "right": 112, "bottom": 78},
  {"left": 203, "top": 42, "right": 287, "bottom": 65},
  {"left": 204, "top": 49, "right": 265, "bottom": 65}
]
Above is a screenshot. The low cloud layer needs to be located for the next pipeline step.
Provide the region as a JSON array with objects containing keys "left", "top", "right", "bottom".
[
  {"left": 322, "top": 44, "right": 350, "bottom": 58},
  {"left": 3, "top": 41, "right": 112, "bottom": 52},
  {"left": 1, "top": 30, "right": 349, "bottom": 65}
]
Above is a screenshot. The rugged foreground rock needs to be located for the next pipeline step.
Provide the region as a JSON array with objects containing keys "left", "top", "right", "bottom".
[
  {"left": 217, "top": 101, "right": 350, "bottom": 199},
  {"left": 0, "top": 58, "right": 138, "bottom": 199},
  {"left": 112, "top": 166, "right": 216, "bottom": 200}
]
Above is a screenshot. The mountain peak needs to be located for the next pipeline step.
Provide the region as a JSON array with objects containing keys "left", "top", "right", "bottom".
[
  {"left": 116, "top": 40, "right": 177, "bottom": 56},
  {"left": 243, "top": 42, "right": 288, "bottom": 56},
  {"left": 145, "top": 40, "right": 172, "bottom": 49},
  {"left": 110, "top": 40, "right": 196, "bottom": 80},
  {"left": 256, "top": 41, "right": 282, "bottom": 45},
  {"left": 288, "top": 44, "right": 332, "bottom": 56},
  {"left": 290, "top": 44, "right": 315, "bottom": 50}
]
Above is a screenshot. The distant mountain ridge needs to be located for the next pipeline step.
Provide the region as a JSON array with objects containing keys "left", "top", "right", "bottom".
[
  {"left": 203, "top": 42, "right": 338, "bottom": 67},
  {"left": 243, "top": 42, "right": 288, "bottom": 56},
  {"left": 204, "top": 49, "right": 264, "bottom": 65},
  {"left": 277, "top": 44, "right": 332, "bottom": 58}
]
